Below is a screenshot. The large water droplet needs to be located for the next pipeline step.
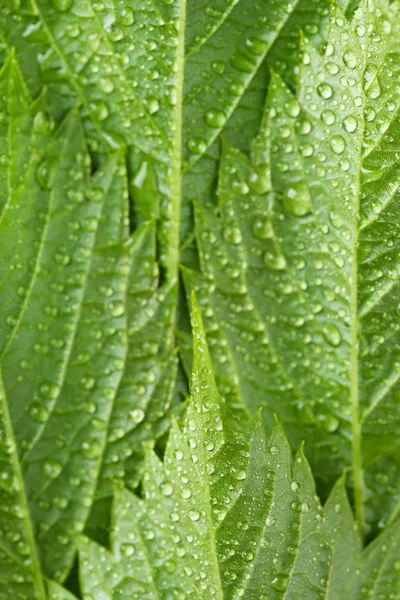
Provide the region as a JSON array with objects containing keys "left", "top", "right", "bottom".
[
  {"left": 330, "top": 135, "right": 345, "bottom": 154},
  {"left": 188, "top": 138, "right": 207, "bottom": 154},
  {"left": 42, "top": 460, "right": 63, "bottom": 479},
  {"left": 317, "top": 83, "right": 333, "bottom": 99},
  {"left": 322, "top": 324, "right": 341, "bottom": 347},
  {"left": 253, "top": 216, "right": 273, "bottom": 240},
  {"left": 343, "top": 115, "right": 358, "bottom": 133},
  {"left": 205, "top": 110, "right": 225, "bottom": 128},
  {"left": 283, "top": 185, "right": 312, "bottom": 217},
  {"left": 248, "top": 164, "right": 271, "bottom": 194}
]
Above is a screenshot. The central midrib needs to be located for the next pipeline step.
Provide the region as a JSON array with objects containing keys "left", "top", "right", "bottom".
[{"left": 165, "top": 0, "right": 187, "bottom": 285}]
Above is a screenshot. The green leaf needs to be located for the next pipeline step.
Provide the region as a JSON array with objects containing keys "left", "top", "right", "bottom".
[
  {"left": 0, "top": 55, "right": 175, "bottom": 582},
  {"left": 76, "top": 297, "right": 363, "bottom": 599},
  {"left": 0, "top": 0, "right": 346, "bottom": 277},
  {"left": 189, "top": 0, "right": 400, "bottom": 537},
  {"left": 0, "top": 373, "right": 46, "bottom": 600}
]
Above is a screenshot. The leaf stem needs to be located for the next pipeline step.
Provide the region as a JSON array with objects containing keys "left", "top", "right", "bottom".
[{"left": 165, "top": 0, "right": 186, "bottom": 283}]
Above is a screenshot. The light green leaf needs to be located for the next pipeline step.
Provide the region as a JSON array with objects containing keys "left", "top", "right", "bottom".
[
  {"left": 360, "top": 519, "right": 400, "bottom": 598},
  {"left": 0, "top": 55, "right": 175, "bottom": 582},
  {"left": 0, "top": 374, "right": 46, "bottom": 600},
  {"left": 188, "top": 0, "right": 400, "bottom": 537},
  {"left": 77, "top": 297, "right": 363, "bottom": 599},
  {"left": 0, "top": 0, "right": 347, "bottom": 277}
]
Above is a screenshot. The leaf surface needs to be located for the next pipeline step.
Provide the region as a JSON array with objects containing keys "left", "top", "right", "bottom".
[
  {"left": 0, "top": 55, "right": 175, "bottom": 582},
  {"left": 77, "top": 298, "right": 363, "bottom": 599},
  {"left": 188, "top": 0, "right": 400, "bottom": 536}
]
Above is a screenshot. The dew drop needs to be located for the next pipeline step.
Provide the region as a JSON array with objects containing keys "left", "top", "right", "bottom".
[
  {"left": 81, "top": 439, "right": 102, "bottom": 459},
  {"left": 343, "top": 51, "right": 358, "bottom": 69},
  {"left": 322, "top": 324, "right": 341, "bottom": 347},
  {"left": 36, "top": 158, "right": 56, "bottom": 191},
  {"left": 42, "top": 460, "right": 63, "bottom": 479},
  {"left": 330, "top": 135, "right": 345, "bottom": 155},
  {"left": 321, "top": 110, "right": 335, "bottom": 125},
  {"left": 205, "top": 109, "right": 225, "bottom": 128},
  {"left": 283, "top": 185, "right": 312, "bottom": 217},
  {"left": 270, "top": 574, "right": 289, "bottom": 592},
  {"left": 264, "top": 251, "right": 286, "bottom": 271},
  {"left": 317, "top": 83, "right": 333, "bottom": 99},
  {"left": 211, "top": 61, "right": 225, "bottom": 75},
  {"left": 188, "top": 138, "right": 207, "bottom": 154},
  {"left": 245, "top": 37, "right": 268, "bottom": 56},
  {"left": 223, "top": 226, "right": 242, "bottom": 245},
  {"left": 162, "top": 482, "right": 174, "bottom": 496},
  {"left": 29, "top": 403, "right": 49, "bottom": 423},
  {"left": 230, "top": 53, "right": 254, "bottom": 73},
  {"left": 119, "top": 6, "right": 134, "bottom": 26},
  {"left": 121, "top": 543, "right": 135, "bottom": 557},
  {"left": 248, "top": 164, "right": 270, "bottom": 196},
  {"left": 253, "top": 216, "right": 273, "bottom": 240},
  {"left": 189, "top": 510, "right": 200, "bottom": 521},
  {"left": 343, "top": 115, "right": 358, "bottom": 133}
]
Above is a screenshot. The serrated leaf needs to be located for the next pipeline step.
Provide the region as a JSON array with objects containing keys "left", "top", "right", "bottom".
[
  {"left": 189, "top": 0, "right": 400, "bottom": 537},
  {"left": 0, "top": 56, "right": 175, "bottom": 583},
  {"left": 76, "top": 297, "right": 363, "bottom": 599},
  {"left": 0, "top": 374, "right": 46, "bottom": 600}
]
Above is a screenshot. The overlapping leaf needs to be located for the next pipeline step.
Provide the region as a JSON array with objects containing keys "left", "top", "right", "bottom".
[
  {"left": 74, "top": 298, "right": 400, "bottom": 599},
  {"left": 185, "top": 0, "right": 400, "bottom": 537},
  {"left": 0, "top": 56, "right": 175, "bottom": 582}
]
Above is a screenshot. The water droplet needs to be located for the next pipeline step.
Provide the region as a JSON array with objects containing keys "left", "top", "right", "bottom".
[
  {"left": 248, "top": 164, "right": 271, "bottom": 194},
  {"left": 147, "top": 97, "right": 160, "bottom": 115},
  {"left": 162, "top": 482, "right": 174, "bottom": 496},
  {"left": 322, "top": 324, "right": 341, "bottom": 347},
  {"left": 29, "top": 403, "right": 49, "bottom": 423},
  {"left": 42, "top": 460, "right": 62, "bottom": 479},
  {"left": 285, "top": 99, "right": 301, "bottom": 118},
  {"left": 107, "top": 301, "right": 125, "bottom": 317},
  {"left": 121, "top": 543, "right": 135, "bottom": 557},
  {"left": 205, "top": 110, "right": 225, "bottom": 128},
  {"left": 230, "top": 53, "right": 254, "bottom": 73},
  {"left": 253, "top": 216, "right": 273, "bottom": 240},
  {"left": 330, "top": 135, "right": 345, "bottom": 154},
  {"left": 51, "top": 0, "right": 73, "bottom": 10},
  {"left": 317, "top": 83, "right": 333, "bottom": 99},
  {"left": 242, "top": 549, "right": 254, "bottom": 561},
  {"left": 36, "top": 158, "right": 56, "bottom": 191},
  {"left": 324, "top": 414, "right": 340, "bottom": 433},
  {"left": 264, "top": 251, "right": 286, "bottom": 271},
  {"left": 343, "top": 51, "right": 358, "bottom": 69},
  {"left": 236, "top": 470, "right": 246, "bottom": 480},
  {"left": 270, "top": 445, "right": 280, "bottom": 456},
  {"left": 211, "top": 60, "right": 225, "bottom": 75},
  {"left": 223, "top": 227, "right": 242, "bottom": 245},
  {"left": 245, "top": 37, "right": 267, "bottom": 56},
  {"left": 89, "top": 100, "right": 109, "bottom": 122},
  {"left": 119, "top": 6, "right": 134, "bottom": 26},
  {"left": 270, "top": 574, "right": 289, "bottom": 592},
  {"left": 40, "top": 382, "right": 60, "bottom": 400},
  {"left": 283, "top": 185, "right": 312, "bottom": 217},
  {"left": 321, "top": 110, "right": 335, "bottom": 125},
  {"left": 81, "top": 439, "right": 102, "bottom": 459},
  {"left": 188, "top": 138, "right": 207, "bottom": 154},
  {"left": 189, "top": 510, "right": 200, "bottom": 521},
  {"left": 99, "top": 78, "right": 114, "bottom": 94},
  {"left": 229, "top": 82, "right": 245, "bottom": 96},
  {"left": 130, "top": 408, "right": 145, "bottom": 424},
  {"left": 343, "top": 115, "right": 358, "bottom": 133}
]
